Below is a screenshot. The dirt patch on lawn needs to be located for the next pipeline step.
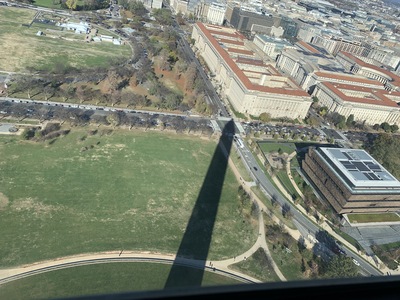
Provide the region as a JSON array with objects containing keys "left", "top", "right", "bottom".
[
  {"left": 266, "top": 152, "right": 289, "bottom": 170},
  {"left": 11, "top": 197, "right": 62, "bottom": 216},
  {"left": 0, "top": 192, "right": 9, "bottom": 210}
]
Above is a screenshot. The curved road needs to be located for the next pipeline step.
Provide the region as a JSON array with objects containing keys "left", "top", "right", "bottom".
[{"left": 235, "top": 139, "right": 384, "bottom": 277}]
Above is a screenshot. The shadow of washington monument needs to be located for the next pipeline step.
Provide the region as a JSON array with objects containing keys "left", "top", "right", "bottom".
[{"left": 164, "top": 119, "right": 235, "bottom": 289}]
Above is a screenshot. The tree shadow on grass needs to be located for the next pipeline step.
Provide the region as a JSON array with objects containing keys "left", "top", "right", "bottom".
[{"left": 164, "top": 120, "right": 235, "bottom": 289}]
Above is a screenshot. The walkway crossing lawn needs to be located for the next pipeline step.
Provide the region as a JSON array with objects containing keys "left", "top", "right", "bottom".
[
  {"left": 0, "top": 127, "right": 257, "bottom": 267},
  {"left": 0, "top": 263, "right": 240, "bottom": 299},
  {"left": 276, "top": 170, "right": 301, "bottom": 201},
  {"left": 264, "top": 218, "right": 313, "bottom": 281},
  {"left": 231, "top": 248, "right": 280, "bottom": 282}
]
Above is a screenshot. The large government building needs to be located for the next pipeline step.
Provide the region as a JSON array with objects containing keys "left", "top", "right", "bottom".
[
  {"left": 311, "top": 81, "right": 400, "bottom": 126},
  {"left": 191, "top": 22, "right": 312, "bottom": 119},
  {"left": 303, "top": 147, "right": 400, "bottom": 214}
]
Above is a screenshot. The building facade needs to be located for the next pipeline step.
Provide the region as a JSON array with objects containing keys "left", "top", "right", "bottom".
[
  {"left": 336, "top": 51, "right": 400, "bottom": 92},
  {"left": 303, "top": 147, "right": 400, "bottom": 214},
  {"left": 191, "top": 22, "right": 312, "bottom": 119},
  {"left": 253, "top": 34, "right": 296, "bottom": 60},
  {"left": 312, "top": 82, "right": 400, "bottom": 125},
  {"left": 206, "top": 2, "right": 226, "bottom": 25}
]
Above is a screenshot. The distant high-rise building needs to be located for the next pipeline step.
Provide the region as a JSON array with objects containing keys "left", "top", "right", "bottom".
[
  {"left": 206, "top": 2, "right": 226, "bottom": 25},
  {"left": 228, "top": 6, "right": 274, "bottom": 32}
]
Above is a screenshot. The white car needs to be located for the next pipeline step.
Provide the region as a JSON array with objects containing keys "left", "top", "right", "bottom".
[{"left": 352, "top": 258, "right": 360, "bottom": 266}]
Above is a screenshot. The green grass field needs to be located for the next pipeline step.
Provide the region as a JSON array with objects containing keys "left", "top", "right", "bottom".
[
  {"left": 33, "top": 0, "right": 85, "bottom": 9},
  {"left": 348, "top": 213, "right": 400, "bottom": 223},
  {"left": 257, "top": 142, "right": 296, "bottom": 155},
  {"left": 230, "top": 248, "right": 280, "bottom": 282},
  {"left": 0, "top": 7, "right": 131, "bottom": 72},
  {"left": 264, "top": 216, "right": 311, "bottom": 281},
  {"left": 0, "top": 127, "right": 257, "bottom": 268},
  {"left": 276, "top": 170, "right": 301, "bottom": 201},
  {"left": 0, "top": 263, "right": 241, "bottom": 299}
]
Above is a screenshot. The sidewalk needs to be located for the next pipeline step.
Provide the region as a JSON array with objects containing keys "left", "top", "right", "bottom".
[{"left": 284, "top": 151, "right": 391, "bottom": 275}]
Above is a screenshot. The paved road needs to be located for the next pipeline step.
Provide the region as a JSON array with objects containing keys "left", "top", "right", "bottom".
[
  {"left": 233, "top": 138, "right": 383, "bottom": 277},
  {"left": 0, "top": 97, "right": 204, "bottom": 120},
  {"left": 172, "top": 17, "right": 228, "bottom": 117}
]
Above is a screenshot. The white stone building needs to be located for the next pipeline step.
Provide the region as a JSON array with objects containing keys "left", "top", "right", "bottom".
[
  {"left": 312, "top": 82, "right": 400, "bottom": 125},
  {"left": 191, "top": 22, "right": 312, "bottom": 119},
  {"left": 253, "top": 35, "right": 296, "bottom": 60},
  {"left": 206, "top": 2, "right": 226, "bottom": 25},
  {"left": 336, "top": 51, "right": 400, "bottom": 92}
]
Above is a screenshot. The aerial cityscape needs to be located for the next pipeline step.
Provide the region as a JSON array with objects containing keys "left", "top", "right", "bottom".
[{"left": 0, "top": 0, "right": 400, "bottom": 298}]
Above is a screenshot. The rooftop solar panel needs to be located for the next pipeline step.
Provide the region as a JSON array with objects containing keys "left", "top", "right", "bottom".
[
  {"left": 342, "top": 152, "right": 352, "bottom": 160},
  {"left": 369, "top": 165, "right": 381, "bottom": 171},
  {"left": 368, "top": 173, "right": 380, "bottom": 180},
  {"left": 353, "top": 161, "right": 369, "bottom": 172},
  {"left": 345, "top": 165, "right": 357, "bottom": 170},
  {"left": 320, "top": 147, "right": 400, "bottom": 187},
  {"left": 364, "top": 173, "right": 373, "bottom": 180}
]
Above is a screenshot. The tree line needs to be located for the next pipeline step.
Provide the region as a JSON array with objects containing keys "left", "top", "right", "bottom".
[
  {"left": 0, "top": 101, "right": 214, "bottom": 135},
  {"left": 363, "top": 133, "right": 400, "bottom": 180},
  {"left": 6, "top": 7, "right": 214, "bottom": 116}
]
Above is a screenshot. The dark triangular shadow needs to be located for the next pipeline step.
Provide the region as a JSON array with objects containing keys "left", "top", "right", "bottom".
[{"left": 164, "top": 120, "right": 235, "bottom": 289}]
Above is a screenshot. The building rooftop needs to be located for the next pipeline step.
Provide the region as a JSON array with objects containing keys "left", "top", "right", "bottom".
[
  {"left": 296, "top": 40, "right": 321, "bottom": 54},
  {"left": 195, "top": 22, "right": 309, "bottom": 97},
  {"left": 318, "top": 82, "right": 400, "bottom": 108},
  {"left": 339, "top": 51, "right": 400, "bottom": 87},
  {"left": 257, "top": 35, "right": 293, "bottom": 46},
  {"left": 316, "top": 147, "right": 400, "bottom": 191},
  {"left": 313, "top": 71, "right": 383, "bottom": 86}
]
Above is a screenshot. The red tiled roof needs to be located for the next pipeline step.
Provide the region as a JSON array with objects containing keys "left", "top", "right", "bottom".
[
  {"left": 314, "top": 71, "right": 383, "bottom": 86},
  {"left": 339, "top": 51, "right": 400, "bottom": 86},
  {"left": 236, "top": 57, "right": 264, "bottom": 66},
  {"left": 321, "top": 82, "right": 400, "bottom": 108},
  {"left": 217, "top": 38, "right": 244, "bottom": 46},
  {"left": 196, "top": 22, "right": 309, "bottom": 97},
  {"left": 242, "top": 70, "right": 283, "bottom": 77},
  {"left": 227, "top": 47, "right": 254, "bottom": 55},
  {"left": 208, "top": 29, "right": 243, "bottom": 39},
  {"left": 206, "top": 24, "right": 224, "bottom": 29},
  {"left": 297, "top": 40, "right": 320, "bottom": 54}
]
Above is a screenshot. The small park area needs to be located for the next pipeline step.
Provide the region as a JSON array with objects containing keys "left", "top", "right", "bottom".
[{"left": 0, "top": 7, "right": 131, "bottom": 72}]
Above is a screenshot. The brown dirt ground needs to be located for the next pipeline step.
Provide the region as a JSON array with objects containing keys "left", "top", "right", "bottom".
[{"left": 0, "top": 192, "right": 9, "bottom": 210}]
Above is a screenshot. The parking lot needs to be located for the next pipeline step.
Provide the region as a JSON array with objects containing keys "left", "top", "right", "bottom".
[
  {"left": 0, "top": 123, "right": 19, "bottom": 134},
  {"left": 241, "top": 121, "right": 326, "bottom": 141}
]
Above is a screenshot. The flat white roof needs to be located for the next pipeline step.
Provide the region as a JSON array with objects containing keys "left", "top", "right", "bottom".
[{"left": 317, "top": 147, "right": 400, "bottom": 189}]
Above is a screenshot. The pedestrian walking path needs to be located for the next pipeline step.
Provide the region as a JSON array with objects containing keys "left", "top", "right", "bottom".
[
  {"left": 0, "top": 141, "right": 287, "bottom": 285},
  {"left": 1, "top": 143, "right": 396, "bottom": 287},
  {"left": 284, "top": 151, "right": 395, "bottom": 275}
]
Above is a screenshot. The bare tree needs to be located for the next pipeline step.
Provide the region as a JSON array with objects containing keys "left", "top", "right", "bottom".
[
  {"left": 110, "top": 90, "right": 122, "bottom": 107},
  {"left": 43, "top": 84, "right": 55, "bottom": 101},
  {"left": 17, "top": 76, "right": 37, "bottom": 99}
]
